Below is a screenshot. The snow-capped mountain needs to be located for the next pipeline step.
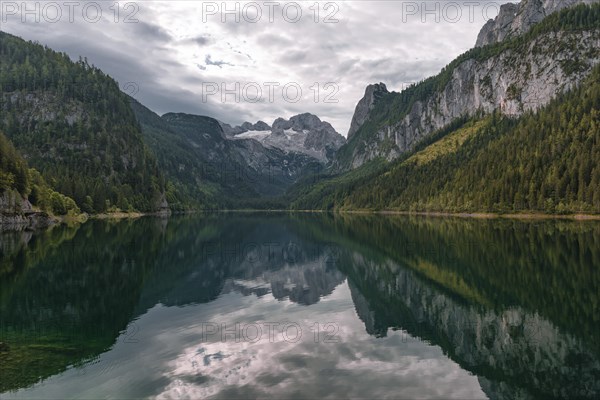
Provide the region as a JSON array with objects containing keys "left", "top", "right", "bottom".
[{"left": 222, "top": 113, "right": 346, "bottom": 164}]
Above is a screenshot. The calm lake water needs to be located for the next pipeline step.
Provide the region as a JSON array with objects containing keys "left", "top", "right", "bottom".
[{"left": 1, "top": 214, "right": 599, "bottom": 399}]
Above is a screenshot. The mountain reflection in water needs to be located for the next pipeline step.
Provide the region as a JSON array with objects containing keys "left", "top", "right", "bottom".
[{"left": 1, "top": 214, "right": 599, "bottom": 399}]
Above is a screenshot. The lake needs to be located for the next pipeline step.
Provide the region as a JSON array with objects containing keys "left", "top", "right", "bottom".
[{"left": 1, "top": 214, "right": 599, "bottom": 399}]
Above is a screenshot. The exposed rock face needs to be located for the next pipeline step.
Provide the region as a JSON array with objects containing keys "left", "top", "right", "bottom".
[
  {"left": 153, "top": 193, "right": 171, "bottom": 216},
  {"left": 475, "top": 0, "right": 597, "bottom": 47},
  {"left": 347, "top": 83, "right": 388, "bottom": 139},
  {"left": 230, "top": 137, "right": 320, "bottom": 196},
  {"left": 251, "top": 121, "right": 271, "bottom": 131},
  {"left": 273, "top": 113, "right": 325, "bottom": 132},
  {"left": 231, "top": 113, "right": 346, "bottom": 164},
  {"left": 476, "top": 2, "right": 520, "bottom": 48},
  {"left": 340, "top": 1, "right": 600, "bottom": 170},
  {"left": 1, "top": 31, "right": 168, "bottom": 214},
  {"left": 0, "top": 189, "right": 53, "bottom": 231}
]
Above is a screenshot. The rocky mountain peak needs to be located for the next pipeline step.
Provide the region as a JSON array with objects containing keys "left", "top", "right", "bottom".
[
  {"left": 272, "top": 113, "right": 335, "bottom": 133},
  {"left": 220, "top": 120, "right": 271, "bottom": 136},
  {"left": 271, "top": 117, "right": 292, "bottom": 132},
  {"left": 347, "top": 82, "right": 389, "bottom": 140},
  {"left": 229, "top": 112, "right": 346, "bottom": 164},
  {"left": 475, "top": 0, "right": 595, "bottom": 47},
  {"left": 289, "top": 113, "right": 326, "bottom": 131}
]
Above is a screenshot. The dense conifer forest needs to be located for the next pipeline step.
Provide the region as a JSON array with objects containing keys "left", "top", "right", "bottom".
[{"left": 0, "top": 32, "right": 165, "bottom": 213}]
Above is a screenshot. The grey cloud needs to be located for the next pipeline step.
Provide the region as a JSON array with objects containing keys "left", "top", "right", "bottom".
[
  {"left": 0, "top": 1, "right": 509, "bottom": 135},
  {"left": 256, "top": 32, "right": 294, "bottom": 47},
  {"left": 334, "top": 58, "right": 359, "bottom": 76},
  {"left": 133, "top": 21, "right": 173, "bottom": 43},
  {"left": 205, "top": 54, "right": 235, "bottom": 68},
  {"left": 279, "top": 50, "right": 307, "bottom": 64},
  {"left": 184, "top": 35, "right": 211, "bottom": 46}
]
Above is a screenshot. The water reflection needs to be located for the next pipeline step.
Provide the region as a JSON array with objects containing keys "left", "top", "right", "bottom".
[{"left": 0, "top": 214, "right": 599, "bottom": 398}]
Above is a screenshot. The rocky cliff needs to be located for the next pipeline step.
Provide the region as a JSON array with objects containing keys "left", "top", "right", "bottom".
[
  {"left": 338, "top": 1, "right": 600, "bottom": 170},
  {"left": 228, "top": 113, "right": 346, "bottom": 164},
  {"left": 0, "top": 189, "right": 53, "bottom": 231},
  {"left": 476, "top": 0, "right": 597, "bottom": 47},
  {"left": 346, "top": 83, "right": 388, "bottom": 140}
]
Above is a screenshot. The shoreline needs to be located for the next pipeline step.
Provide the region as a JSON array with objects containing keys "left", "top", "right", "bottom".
[
  {"left": 3, "top": 209, "right": 600, "bottom": 230},
  {"left": 90, "top": 212, "right": 146, "bottom": 220},
  {"left": 205, "top": 209, "right": 600, "bottom": 221},
  {"left": 359, "top": 210, "right": 600, "bottom": 220}
]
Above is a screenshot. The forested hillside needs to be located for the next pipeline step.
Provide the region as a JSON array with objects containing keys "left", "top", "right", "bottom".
[
  {"left": 0, "top": 131, "right": 27, "bottom": 196},
  {"left": 0, "top": 31, "right": 165, "bottom": 213},
  {"left": 128, "top": 99, "right": 224, "bottom": 210},
  {"left": 291, "top": 65, "right": 600, "bottom": 214},
  {"left": 1, "top": 130, "right": 79, "bottom": 216}
]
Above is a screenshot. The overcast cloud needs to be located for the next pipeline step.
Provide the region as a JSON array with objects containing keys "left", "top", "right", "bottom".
[{"left": 1, "top": 1, "right": 512, "bottom": 135}]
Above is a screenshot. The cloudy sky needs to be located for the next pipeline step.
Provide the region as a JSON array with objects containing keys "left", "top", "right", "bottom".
[{"left": 1, "top": 1, "right": 512, "bottom": 135}]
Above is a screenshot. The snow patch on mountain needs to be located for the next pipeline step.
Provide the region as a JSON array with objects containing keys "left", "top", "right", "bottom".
[{"left": 227, "top": 113, "right": 346, "bottom": 164}]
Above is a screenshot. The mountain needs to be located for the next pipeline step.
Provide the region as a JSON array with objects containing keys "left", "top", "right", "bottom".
[
  {"left": 220, "top": 120, "right": 271, "bottom": 136},
  {"left": 0, "top": 131, "right": 28, "bottom": 200},
  {"left": 162, "top": 112, "right": 321, "bottom": 199},
  {"left": 290, "top": 2, "right": 600, "bottom": 214},
  {"left": 327, "top": 66, "right": 600, "bottom": 213},
  {"left": 476, "top": 0, "right": 597, "bottom": 47},
  {"left": 334, "top": 1, "right": 600, "bottom": 171},
  {"left": 0, "top": 31, "right": 167, "bottom": 214},
  {"left": 131, "top": 101, "right": 324, "bottom": 209},
  {"left": 128, "top": 99, "right": 233, "bottom": 210},
  {"left": 225, "top": 113, "right": 346, "bottom": 164},
  {"left": 346, "top": 83, "right": 388, "bottom": 140}
]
